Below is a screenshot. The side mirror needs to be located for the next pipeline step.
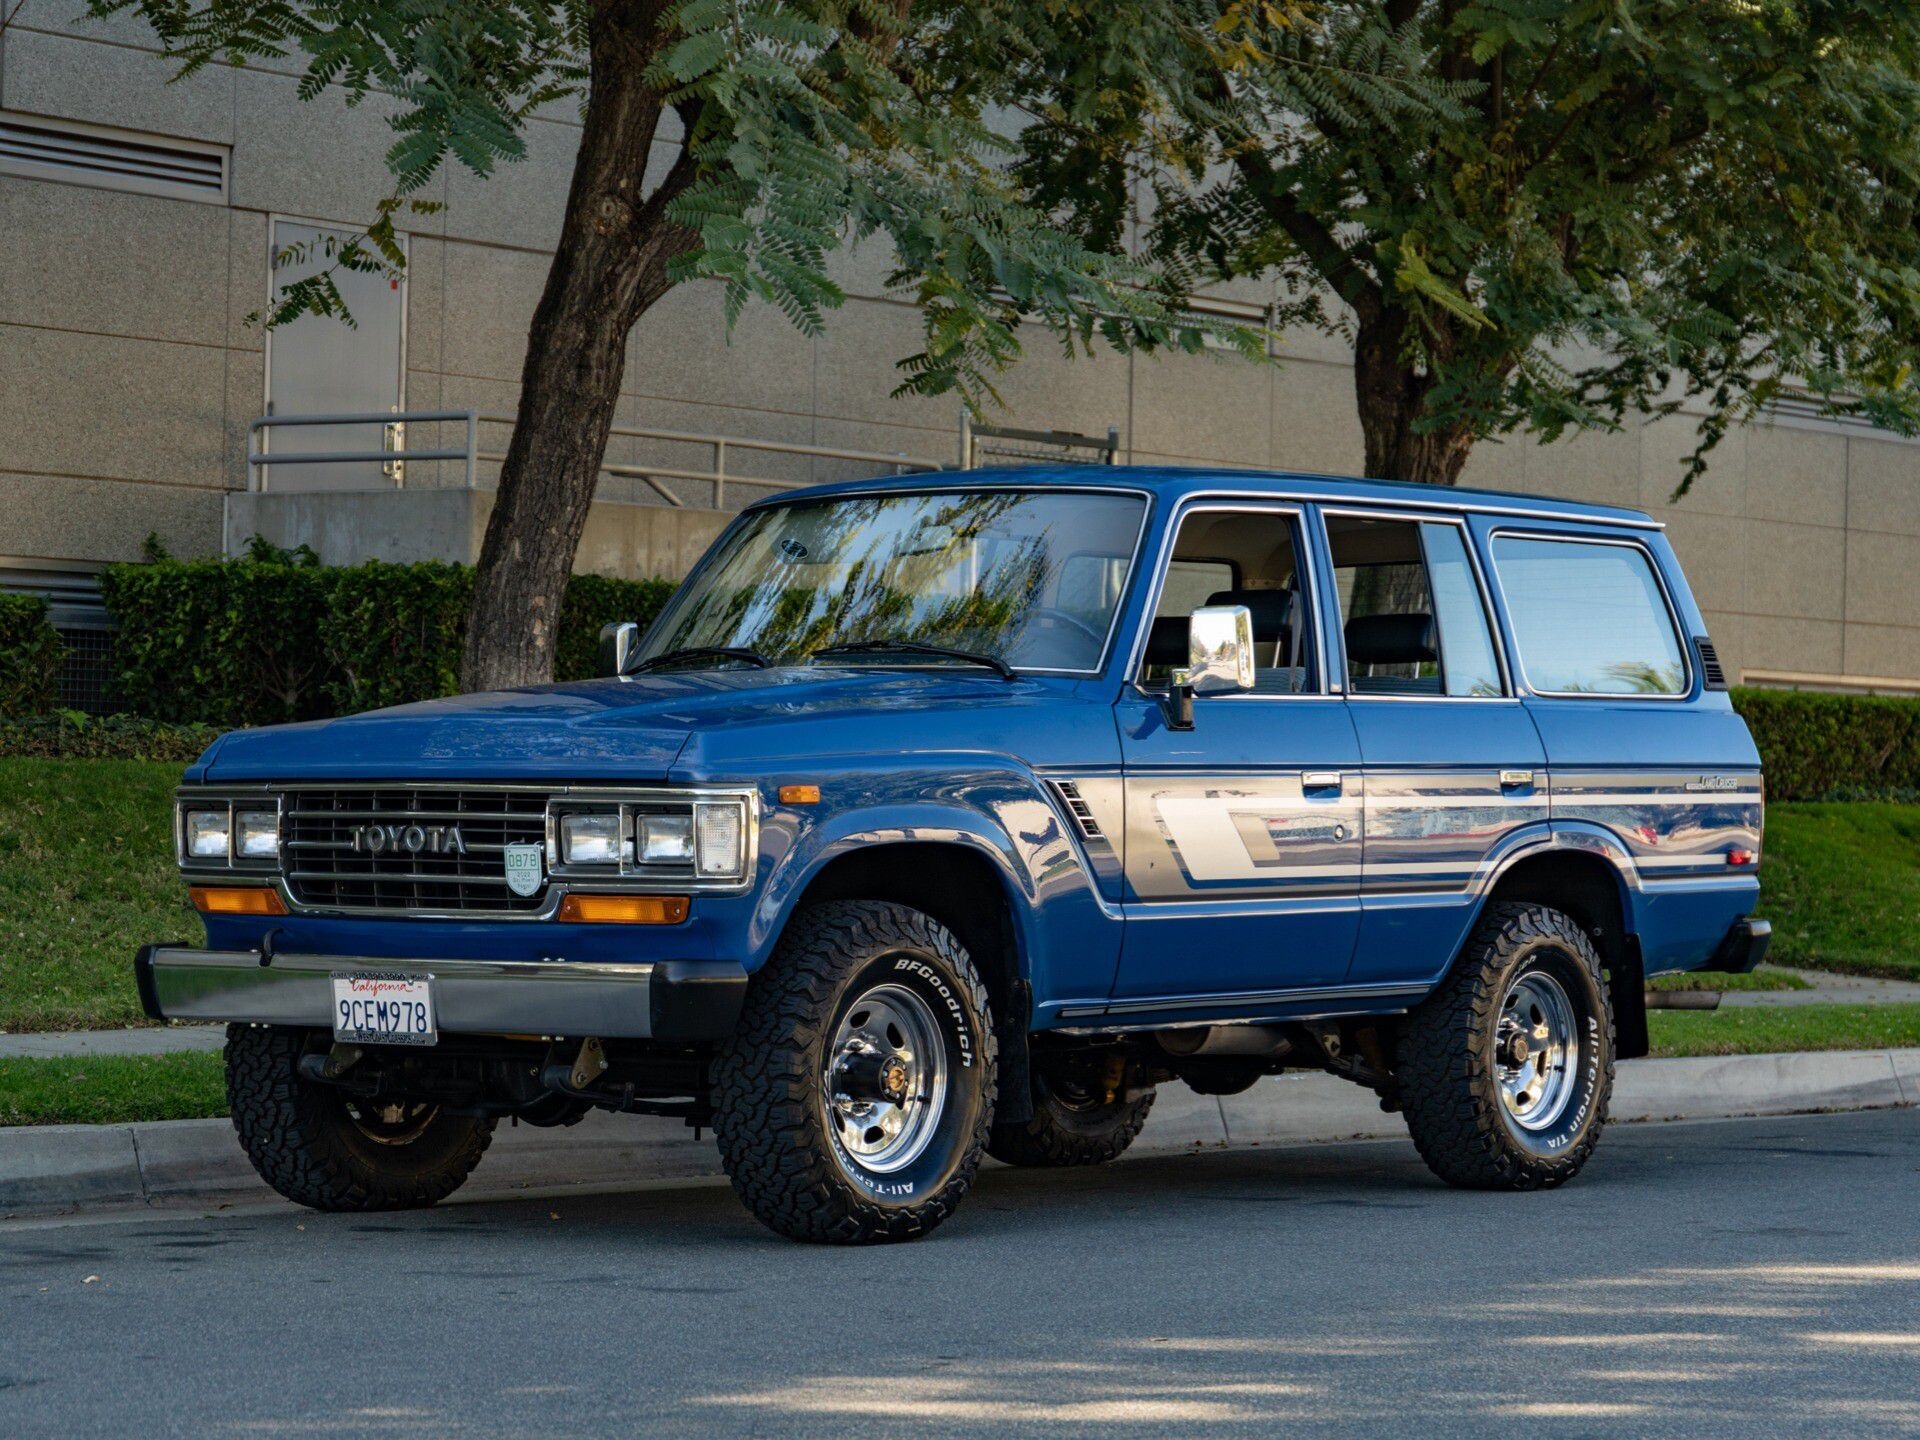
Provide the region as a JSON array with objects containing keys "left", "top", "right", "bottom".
[
  {"left": 1164, "top": 604, "right": 1254, "bottom": 730},
  {"left": 1187, "top": 604, "right": 1256, "bottom": 696},
  {"left": 598, "top": 621, "right": 639, "bottom": 677}
]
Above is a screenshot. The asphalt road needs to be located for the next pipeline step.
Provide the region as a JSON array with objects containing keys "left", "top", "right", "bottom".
[{"left": 3, "top": 1109, "right": 1918, "bottom": 1439}]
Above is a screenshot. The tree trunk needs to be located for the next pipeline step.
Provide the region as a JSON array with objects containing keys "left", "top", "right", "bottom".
[
  {"left": 460, "top": 2, "right": 692, "bottom": 693},
  {"left": 1352, "top": 310, "right": 1476, "bottom": 486}
]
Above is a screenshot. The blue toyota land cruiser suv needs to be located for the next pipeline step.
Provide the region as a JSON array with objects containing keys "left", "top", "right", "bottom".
[{"left": 138, "top": 468, "right": 1768, "bottom": 1243}]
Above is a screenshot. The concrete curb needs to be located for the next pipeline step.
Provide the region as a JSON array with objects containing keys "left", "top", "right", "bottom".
[{"left": 4, "top": 1047, "right": 1915, "bottom": 1221}]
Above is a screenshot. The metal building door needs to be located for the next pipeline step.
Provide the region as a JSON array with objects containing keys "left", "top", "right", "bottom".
[{"left": 262, "top": 220, "right": 407, "bottom": 490}]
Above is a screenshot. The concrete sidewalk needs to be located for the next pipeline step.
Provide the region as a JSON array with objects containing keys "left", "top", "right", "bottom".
[
  {"left": 5, "top": 1046, "right": 1916, "bottom": 1222},
  {"left": 1717, "top": 965, "right": 1920, "bottom": 1008},
  {"left": 0, "top": 1025, "right": 226, "bottom": 1059}
]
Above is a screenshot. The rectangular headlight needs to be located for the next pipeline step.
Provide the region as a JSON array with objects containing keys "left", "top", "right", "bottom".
[
  {"left": 693, "top": 801, "right": 746, "bottom": 880},
  {"left": 185, "top": 808, "right": 230, "bottom": 860},
  {"left": 234, "top": 809, "right": 280, "bottom": 860},
  {"left": 560, "top": 811, "right": 624, "bottom": 866},
  {"left": 637, "top": 813, "right": 694, "bottom": 864}
]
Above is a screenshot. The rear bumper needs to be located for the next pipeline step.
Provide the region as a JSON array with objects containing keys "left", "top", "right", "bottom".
[
  {"left": 1707, "top": 918, "right": 1773, "bottom": 975},
  {"left": 134, "top": 945, "right": 747, "bottom": 1042}
]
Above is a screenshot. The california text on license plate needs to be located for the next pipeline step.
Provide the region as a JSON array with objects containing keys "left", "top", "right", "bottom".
[{"left": 332, "top": 972, "right": 437, "bottom": 1046}]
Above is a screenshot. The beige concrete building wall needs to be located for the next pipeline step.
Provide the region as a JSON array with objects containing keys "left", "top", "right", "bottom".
[{"left": 2, "top": 3, "right": 1918, "bottom": 687}]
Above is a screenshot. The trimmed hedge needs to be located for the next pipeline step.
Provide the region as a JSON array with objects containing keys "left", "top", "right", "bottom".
[
  {"left": 1730, "top": 687, "right": 1920, "bottom": 803},
  {"left": 557, "top": 574, "right": 678, "bottom": 682},
  {"left": 0, "top": 712, "right": 220, "bottom": 762},
  {"left": 0, "top": 594, "right": 63, "bottom": 719},
  {"left": 97, "top": 542, "right": 676, "bottom": 726}
]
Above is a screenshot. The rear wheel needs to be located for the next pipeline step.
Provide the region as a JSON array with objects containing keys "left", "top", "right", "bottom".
[
  {"left": 225, "top": 1025, "right": 494, "bottom": 1211},
  {"left": 1395, "top": 902, "right": 1613, "bottom": 1190},
  {"left": 712, "top": 900, "right": 997, "bottom": 1243},
  {"left": 988, "top": 1063, "right": 1155, "bottom": 1168}
]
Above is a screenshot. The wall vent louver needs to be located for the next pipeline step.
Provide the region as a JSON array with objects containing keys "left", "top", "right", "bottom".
[
  {"left": 1051, "top": 781, "right": 1104, "bottom": 840},
  {"left": 0, "top": 112, "right": 227, "bottom": 203}
]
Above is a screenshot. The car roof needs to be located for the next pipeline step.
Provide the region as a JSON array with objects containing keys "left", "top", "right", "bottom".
[{"left": 751, "top": 464, "right": 1663, "bottom": 530}]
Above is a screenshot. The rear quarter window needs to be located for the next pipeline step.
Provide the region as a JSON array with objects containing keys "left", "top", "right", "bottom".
[{"left": 1492, "top": 536, "right": 1689, "bottom": 696}]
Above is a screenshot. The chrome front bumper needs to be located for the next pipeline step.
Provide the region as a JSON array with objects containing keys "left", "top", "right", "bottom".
[{"left": 135, "top": 946, "right": 748, "bottom": 1041}]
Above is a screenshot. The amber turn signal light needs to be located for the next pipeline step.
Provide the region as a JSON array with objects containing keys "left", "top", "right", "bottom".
[
  {"left": 778, "top": 784, "right": 821, "bottom": 805},
  {"left": 558, "top": 893, "right": 690, "bottom": 925},
  {"left": 189, "top": 885, "right": 288, "bottom": 916}
]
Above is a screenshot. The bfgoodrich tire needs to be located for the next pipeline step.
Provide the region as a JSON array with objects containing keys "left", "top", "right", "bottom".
[
  {"left": 988, "top": 1067, "right": 1155, "bottom": 1168},
  {"left": 1396, "top": 901, "right": 1613, "bottom": 1191},
  {"left": 712, "top": 900, "right": 997, "bottom": 1244},
  {"left": 225, "top": 1025, "right": 494, "bottom": 1211}
]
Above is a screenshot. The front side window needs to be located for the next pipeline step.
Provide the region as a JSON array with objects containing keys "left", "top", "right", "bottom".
[
  {"left": 642, "top": 489, "right": 1147, "bottom": 673},
  {"left": 1326, "top": 516, "right": 1504, "bottom": 697},
  {"left": 1138, "top": 509, "right": 1316, "bottom": 694},
  {"left": 1492, "top": 536, "right": 1687, "bottom": 695}
]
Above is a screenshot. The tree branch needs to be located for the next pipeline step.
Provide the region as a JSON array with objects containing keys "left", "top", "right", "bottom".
[{"left": 1232, "top": 149, "right": 1383, "bottom": 323}]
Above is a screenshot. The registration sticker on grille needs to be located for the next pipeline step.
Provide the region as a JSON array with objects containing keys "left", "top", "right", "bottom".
[{"left": 503, "top": 843, "right": 544, "bottom": 898}]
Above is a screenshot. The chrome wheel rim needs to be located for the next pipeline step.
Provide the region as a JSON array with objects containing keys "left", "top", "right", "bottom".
[
  {"left": 822, "top": 982, "right": 947, "bottom": 1174},
  {"left": 344, "top": 1099, "right": 438, "bottom": 1146},
  {"left": 1496, "top": 970, "right": 1579, "bottom": 1132}
]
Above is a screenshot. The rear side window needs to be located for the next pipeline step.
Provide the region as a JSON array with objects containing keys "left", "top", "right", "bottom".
[
  {"left": 1493, "top": 536, "right": 1687, "bottom": 696},
  {"left": 1325, "top": 515, "right": 1503, "bottom": 697}
]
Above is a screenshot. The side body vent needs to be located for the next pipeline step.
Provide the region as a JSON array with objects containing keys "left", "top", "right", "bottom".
[
  {"left": 0, "top": 112, "right": 228, "bottom": 203},
  {"left": 1050, "top": 781, "right": 1104, "bottom": 840},
  {"left": 1695, "top": 635, "right": 1728, "bottom": 691}
]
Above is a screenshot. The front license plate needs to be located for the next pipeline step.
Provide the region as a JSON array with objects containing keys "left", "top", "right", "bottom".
[{"left": 332, "top": 972, "right": 437, "bottom": 1046}]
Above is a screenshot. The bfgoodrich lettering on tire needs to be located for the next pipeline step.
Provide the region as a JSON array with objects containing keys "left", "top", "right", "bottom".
[
  {"left": 1395, "top": 901, "right": 1614, "bottom": 1191},
  {"left": 712, "top": 900, "right": 997, "bottom": 1243}
]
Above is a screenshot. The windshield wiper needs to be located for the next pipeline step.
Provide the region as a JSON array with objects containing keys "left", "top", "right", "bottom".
[
  {"left": 628, "top": 645, "right": 772, "bottom": 675},
  {"left": 808, "top": 640, "right": 1016, "bottom": 681}
]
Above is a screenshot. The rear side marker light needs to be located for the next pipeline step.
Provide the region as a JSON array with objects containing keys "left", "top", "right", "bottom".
[
  {"left": 1727, "top": 849, "right": 1756, "bottom": 867},
  {"left": 559, "top": 894, "right": 690, "bottom": 925},
  {"left": 190, "top": 886, "right": 288, "bottom": 916}
]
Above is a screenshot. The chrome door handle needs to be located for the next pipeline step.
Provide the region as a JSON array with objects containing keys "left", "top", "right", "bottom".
[
  {"left": 1500, "top": 770, "right": 1535, "bottom": 789},
  {"left": 1303, "top": 771, "right": 1342, "bottom": 792}
]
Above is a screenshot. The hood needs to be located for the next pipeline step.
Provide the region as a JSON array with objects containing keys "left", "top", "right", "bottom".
[{"left": 198, "top": 666, "right": 1057, "bottom": 782}]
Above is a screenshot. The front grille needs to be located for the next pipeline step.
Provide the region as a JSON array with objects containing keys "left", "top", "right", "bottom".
[{"left": 282, "top": 788, "right": 550, "bottom": 914}]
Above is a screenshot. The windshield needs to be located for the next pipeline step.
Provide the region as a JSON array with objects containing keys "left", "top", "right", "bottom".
[{"left": 640, "top": 489, "right": 1147, "bottom": 673}]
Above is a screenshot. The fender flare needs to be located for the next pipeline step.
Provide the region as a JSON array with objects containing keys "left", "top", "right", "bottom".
[{"left": 745, "top": 802, "right": 1043, "bottom": 976}]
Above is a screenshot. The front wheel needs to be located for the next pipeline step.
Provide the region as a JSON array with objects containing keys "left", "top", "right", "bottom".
[
  {"left": 712, "top": 901, "right": 997, "bottom": 1244},
  {"left": 225, "top": 1026, "right": 494, "bottom": 1211},
  {"left": 1395, "top": 902, "right": 1613, "bottom": 1190}
]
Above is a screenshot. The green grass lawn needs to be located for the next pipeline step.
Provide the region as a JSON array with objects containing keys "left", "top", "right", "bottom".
[
  {"left": 0, "top": 758, "right": 193, "bottom": 1032},
  {"left": 0, "top": 1052, "right": 226, "bottom": 1126},
  {"left": 1647, "top": 1002, "right": 1920, "bottom": 1058},
  {"left": 1756, "top": 803, "right": 1920, "bottom": 981}
]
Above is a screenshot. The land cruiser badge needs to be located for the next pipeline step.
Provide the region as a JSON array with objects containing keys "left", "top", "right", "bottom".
[{"left": 503, "top": 844, "right": 543, "bottom": 897}]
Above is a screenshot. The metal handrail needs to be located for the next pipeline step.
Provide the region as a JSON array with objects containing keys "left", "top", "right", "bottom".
[{"left": 248, "top": 409, "right": 945, "bottom": 508}]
